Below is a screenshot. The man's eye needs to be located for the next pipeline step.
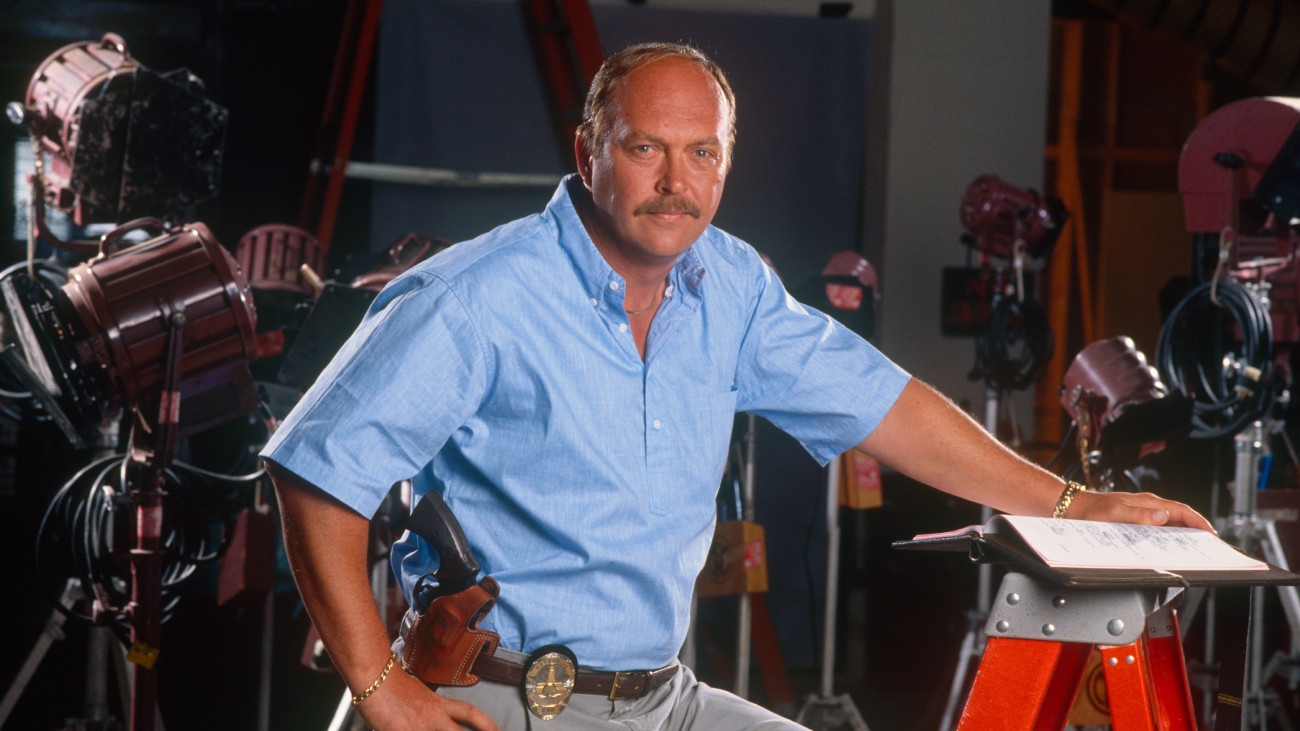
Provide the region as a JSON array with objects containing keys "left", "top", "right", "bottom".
[{"left": 633, "top": 145, "right": 654, "bottom": 155}]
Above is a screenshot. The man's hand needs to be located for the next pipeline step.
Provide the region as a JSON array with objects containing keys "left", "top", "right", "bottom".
[
  {"left": 268, "top": 461, "right": 500, "bottom": 731},
  {"left": 356, "top": 670, "right": 499, "bottom": 731},
  {"left": 1066, "top": 489, "right": 1215, "bottom": 533}
]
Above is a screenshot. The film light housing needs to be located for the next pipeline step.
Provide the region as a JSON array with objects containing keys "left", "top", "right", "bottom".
[
  {"left": 1, "top": 219, "right": 259, "bottom": 446},
  {"left": 235, "top": 224, "right": 326, "bottom": 295},
  {"left": 959, "top": 174, "right": 1068, "bottom": 262},
  {"left": 794, "top": 251, "right": 877, "bottom": 339},
  {"left": 1061, "top": 337, "right": 1191, "bottom": 472},
  {"left": 349, "top": 232, "right": 450, "bottom": 291},
  {"left": 1178, "top": 97, "right": 1300, "bottom": 343},
  {"left": 1179, "top": 96, "right": 1300, "bottom": 236},
  {"left": 7, "top": 33, "right": 227, "bottom": 226},
  {"left": 235, "top": 224, "right": 327, "bottom": 347}
]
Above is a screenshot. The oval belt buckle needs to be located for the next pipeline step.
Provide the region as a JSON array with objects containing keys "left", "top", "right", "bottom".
[{"left": 523, "top": 644, "right": 577, "bottom": 720}]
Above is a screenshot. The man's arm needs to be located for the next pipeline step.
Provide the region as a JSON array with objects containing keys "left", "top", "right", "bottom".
[
  {"left": 266, "top": 460, "right": 499, "bottom": 731},
  {"left": 859, "top": 378, "right": 1214, "bottom": 530}
]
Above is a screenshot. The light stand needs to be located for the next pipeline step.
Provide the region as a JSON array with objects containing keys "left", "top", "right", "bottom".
[
  {"left": 794, "top": 253, "right": 882, "bottom": 731},
  {"left": 734, "top": 413, "right": 757, "bottom": 699},
  {"left": 937, "top": 174, "right": 1063, "bottom": 731},
  {"left": 1167, "top": 98, "right": 1300, "bottom": 728},
  {"left": 0, "top": 220, "right": 258, "bottom": 731},
  {"left": 1179, "top": 416, "right": 1300, "bottom": 729},
  {"left": 120, "top": 306, "right": 187, "bottom": 731},
  {"left": 1223, "top": 421, "right": 1300, "bottom": 728},
  {"left": 795, "top": 455, "right": 869, "bottom": 731}
]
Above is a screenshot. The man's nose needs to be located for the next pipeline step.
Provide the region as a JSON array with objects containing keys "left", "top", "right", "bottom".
[{"left": 655, "top": 156, "right": 687, "bottom": 195}]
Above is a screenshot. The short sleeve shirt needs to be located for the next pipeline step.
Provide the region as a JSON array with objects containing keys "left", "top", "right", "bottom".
[{"left": 261, "top": 176, "right": 910, "bottom": 670}]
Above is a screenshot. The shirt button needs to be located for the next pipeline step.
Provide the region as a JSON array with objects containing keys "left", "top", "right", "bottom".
[
  {"left": 653, "top": 419, "right": 662, "bottom": 429},
  {"left": 609, "top": 281, "right": 620, "bottom": 290},
  {"left": 590, "top": 298, "right": 598, "bottom": 307},
  {"left": 618, "top": 323, "right": 627, "bottom": 332}
]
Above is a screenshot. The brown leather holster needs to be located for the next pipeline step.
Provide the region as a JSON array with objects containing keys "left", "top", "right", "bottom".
[{"left": 399, "top": 575, "right": 501, "bottom": 686}]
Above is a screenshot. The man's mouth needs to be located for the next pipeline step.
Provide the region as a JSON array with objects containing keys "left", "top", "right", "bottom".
[{"left": 635, "top": 196, "right": 701, "bottom": 218}]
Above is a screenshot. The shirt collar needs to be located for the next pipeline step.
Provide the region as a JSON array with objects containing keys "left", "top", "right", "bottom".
[{"left": 546, "top": 175, "right": 707, "bottom": 300}]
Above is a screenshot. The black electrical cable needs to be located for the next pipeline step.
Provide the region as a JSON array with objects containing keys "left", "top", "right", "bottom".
[
  {"left": 35, "top": 447, "right": 269, "bottom": 638},
  {"left": 1045, "top": 422, "right": 1078, "bottom": 471},
  {"left": 971, "top": 294, "right": 1054, "bottom": 392},
  {"left": 1155, "top": 280, "right": 1274, "bottom": 440}
]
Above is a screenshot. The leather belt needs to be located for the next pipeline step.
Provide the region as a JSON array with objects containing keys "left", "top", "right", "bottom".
[
  {"left": 398, "top": 606, "right": 678, "bottom": 700},
  {"left": 472, "top": 649, "right": 679, "bottom": 700}
]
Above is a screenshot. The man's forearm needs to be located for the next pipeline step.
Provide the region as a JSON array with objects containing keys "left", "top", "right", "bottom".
[
  {"left": 859, "top": 378, "right": 1062, "bottom": 515},
  {"left": 858, "top": 378, "right": 1213, "bottom": 530},
  {"left": 267, "top": 461, "right": 395, "bottom": 697}
]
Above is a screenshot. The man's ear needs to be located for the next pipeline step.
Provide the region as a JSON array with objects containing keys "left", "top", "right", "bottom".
[{"left": 574, "top": 134, "right": 594, "bottom": 188}]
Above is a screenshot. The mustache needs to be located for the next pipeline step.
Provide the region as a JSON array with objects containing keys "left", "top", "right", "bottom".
[{"left": 634, "top": 196, "right": 701, "bottom": 218}]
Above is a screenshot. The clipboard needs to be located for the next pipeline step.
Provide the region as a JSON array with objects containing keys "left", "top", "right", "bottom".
[{"left": 892, "top": 521, "right": 1300, "bottom": 589}]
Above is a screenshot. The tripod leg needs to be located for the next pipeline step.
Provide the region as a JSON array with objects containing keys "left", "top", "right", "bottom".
[
  {"left": 0, "top": 579, "right": 80, "bottom": 728},
  {"left": 0, "top": 600, "right": 70, "bottom": 727},
  {"left": 326, "top": 689, "right": 353, "bottom": 731},
  {"left": 938, "top": 613, "right": 982, "bottom": 731},
  {"left": 1261, "top": 521, "right": 1300, "bottom": 652},
  {"left": 85, "top": 626, "right": 112, "bottom": 724}
]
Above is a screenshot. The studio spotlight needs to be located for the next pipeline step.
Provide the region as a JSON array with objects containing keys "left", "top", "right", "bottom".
[
  {"left": 1177, "top": 96, "right": 1300, "bottom": 344},
  {"left": 959, "top": 174, "right": 1067, "bottom": 262},
  {"left": 1, "top": 218, "right": 258, "bottom": 731},
  {"left": 1179, "top": 96, "right": 1300, "bottom": 237},
  {"left": 0, "top": 219, "right": 258, "bottom": 446},
  {"left": 276, "top": 232, "right": 449, "bottom": 391},
  {"left": 794, "top": 251, "right": 877, "bottom": 339},
  {"left": 7, "top": 33, "right": 227, "bottom": 237},
  {"left": 235, "top": 224, "right": 326, "bottom": 296},
  {"left": 1061, "top": 336, "right": 1191, "bottom": 478}
]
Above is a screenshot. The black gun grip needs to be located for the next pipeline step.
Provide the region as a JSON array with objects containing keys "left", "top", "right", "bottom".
[{"left": 407, "top": 489, "right": 480, "bottom": 591}]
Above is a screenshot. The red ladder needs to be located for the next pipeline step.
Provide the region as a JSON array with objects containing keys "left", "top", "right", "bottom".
[{"left": 957, "top": 572, "right": 1198, "bottom": 730}]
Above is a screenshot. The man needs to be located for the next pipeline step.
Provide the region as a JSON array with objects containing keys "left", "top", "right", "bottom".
[{"left": 263, "top": 42, "right": 1211, "bottom": 730}]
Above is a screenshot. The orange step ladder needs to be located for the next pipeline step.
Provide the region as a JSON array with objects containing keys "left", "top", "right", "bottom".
[{"left": 956, "top": 572, "right": 1199, "bottom": 730}]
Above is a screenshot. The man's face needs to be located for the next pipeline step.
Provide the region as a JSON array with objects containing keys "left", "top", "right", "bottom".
[{"left": 577, "top": 58, "right": 730, "bottom": 269}]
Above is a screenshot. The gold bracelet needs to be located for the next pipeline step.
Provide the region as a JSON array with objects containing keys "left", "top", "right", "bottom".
[
  {"left": 1052, "top": 481, "right": 1086, "bottom": 519},
  {"left": 351, "top": 652, "right": 397, "bottom": 708}
]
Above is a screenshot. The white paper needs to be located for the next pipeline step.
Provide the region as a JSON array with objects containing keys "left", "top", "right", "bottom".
[{"left": 1000, "top": 515, "right": 1266, "bottom": 571}]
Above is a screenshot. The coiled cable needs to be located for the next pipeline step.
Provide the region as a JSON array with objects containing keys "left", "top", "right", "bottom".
[
  {"left": 35, "top": 432, "right": 269, "bottom": 640},
  {"left": 1155, "top": 280, "right": 1273, "bottom": 439}
]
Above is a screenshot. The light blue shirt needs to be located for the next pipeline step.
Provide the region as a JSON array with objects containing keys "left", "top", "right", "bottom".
[{"left": 262, "top": 176, "right": 910, "bottom": 670}]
